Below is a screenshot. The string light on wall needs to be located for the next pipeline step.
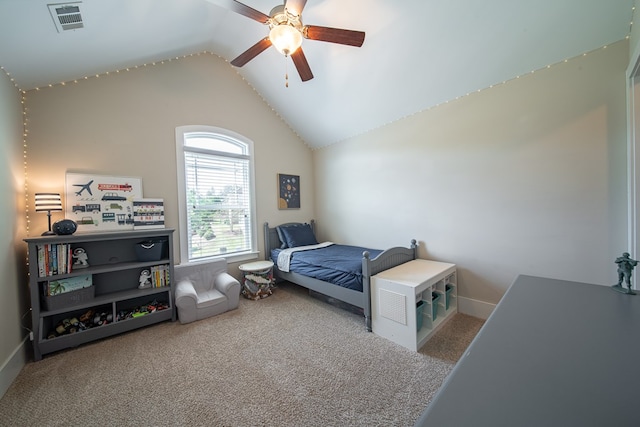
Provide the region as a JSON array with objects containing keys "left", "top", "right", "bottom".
[
  {"left": 11, "top": 41, "right": 635, "bottom": 152},
  {"left": 0, "top": 66, "right": 20, "bottom": 90},
  {"left": 18, "top": 52, "right": 208, "bottom": 92},
  {"left": 22, "top": 92, "right": 30, "bottom": 236},
  {"left": 328, "top": 40, "right": 631, "bottom": 150},
  {"left": 324, "top": 2, "right": 638, "bottom": 150}
]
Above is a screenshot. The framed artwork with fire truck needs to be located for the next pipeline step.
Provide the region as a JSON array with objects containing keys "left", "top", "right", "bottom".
[{"left": 65, "top": 172, "right": 143, "bottom": 232}]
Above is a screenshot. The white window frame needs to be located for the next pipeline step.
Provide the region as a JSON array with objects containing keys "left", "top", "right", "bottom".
[{"left": 175, "top": 125, "right": 258, "bottom": 265}]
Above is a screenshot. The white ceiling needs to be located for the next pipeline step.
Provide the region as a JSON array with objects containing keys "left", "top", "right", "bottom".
[{"left": 0, "top": 0, "right": 634, "bottom": 149}]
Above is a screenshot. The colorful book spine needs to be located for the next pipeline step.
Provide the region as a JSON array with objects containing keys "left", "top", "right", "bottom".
[
  {"left": 146, "top": 264, "right": 170, "bottom": 288},
  {"left": 36, "top": 243, "right": 73, "bottom": 277},
  {"left": 37, "top": 245, "right": 45, "bottom": 277}
]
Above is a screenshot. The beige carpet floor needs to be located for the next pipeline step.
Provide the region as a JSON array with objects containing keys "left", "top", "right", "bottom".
[{"left": 0, "top": 282, "right": 484, "bottom": 427}]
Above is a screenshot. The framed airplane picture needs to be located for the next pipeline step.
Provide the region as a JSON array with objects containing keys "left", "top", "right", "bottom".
[{"left": 65, "top": 172, "right": 142, "bottom": 232}]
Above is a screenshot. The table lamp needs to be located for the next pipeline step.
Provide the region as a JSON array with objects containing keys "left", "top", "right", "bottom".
[{"left": 35, "top": 193, "right": 63, "bottom": 235}]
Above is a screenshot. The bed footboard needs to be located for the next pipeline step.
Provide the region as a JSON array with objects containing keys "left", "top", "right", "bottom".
[{"left": 362, "top": 240, "right": 418, "bottom": 331}]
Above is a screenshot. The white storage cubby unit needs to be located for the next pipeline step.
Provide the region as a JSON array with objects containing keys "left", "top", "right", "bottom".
[{"left": 371, "top": 259, "right": 457, "bottom": 351}]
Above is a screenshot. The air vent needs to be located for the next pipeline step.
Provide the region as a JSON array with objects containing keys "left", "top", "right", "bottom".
[
  {"left": 379, "top": 289, "right": 407, "bottom": 325},
  {"left": 48, "top": 2, "right": 84, "bottom": 32}
]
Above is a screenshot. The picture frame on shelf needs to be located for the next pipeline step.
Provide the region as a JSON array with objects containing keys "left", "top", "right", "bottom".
[{"left": 133, "top": 198, "right": 165, "bottom": 229}]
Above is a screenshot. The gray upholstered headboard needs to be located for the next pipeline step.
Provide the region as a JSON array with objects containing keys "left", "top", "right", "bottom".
[{"left": 263, "top": 220, "right": 316, "bottom": 260}]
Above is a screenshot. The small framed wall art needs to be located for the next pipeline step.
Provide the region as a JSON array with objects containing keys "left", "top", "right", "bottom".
[
  {"left": 133, "top": 198, "right": 165, "bottom": 229},
  {"left": 278, "top": 173, "right": 300, "bottom": 209}
]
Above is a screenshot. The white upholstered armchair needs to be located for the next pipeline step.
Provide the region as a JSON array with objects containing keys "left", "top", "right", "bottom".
[{"left": 174, "top": 259, "right": 241, "bottom": 324}]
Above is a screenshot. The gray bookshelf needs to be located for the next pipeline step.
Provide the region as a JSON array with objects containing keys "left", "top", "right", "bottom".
[{"left": 24, "top": 229, "right": 175, "bottom": 361}]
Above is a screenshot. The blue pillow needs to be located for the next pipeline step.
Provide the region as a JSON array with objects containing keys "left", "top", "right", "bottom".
[
  {"left": 280, "top": 224, "right": 318, "bottom": 248},
  {"left": 276, "top": 224, "right": 301, "bottom": 248}
]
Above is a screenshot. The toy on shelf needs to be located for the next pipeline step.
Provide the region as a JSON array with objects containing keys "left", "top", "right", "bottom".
[
  {"left": 47, "top": 308, "right": 113, "bottom": 339},
  {"left": 612, "top": 252, "right": 638, "bottom": 295},
  {"left": 72, "top": 247, "right": 89, "bottom": 269},
  {"left": 116, "top": 299, "right": 170, "bottom": 321},
  {"left": 138, "top": 269, "right": 151, "bottom": 289}
]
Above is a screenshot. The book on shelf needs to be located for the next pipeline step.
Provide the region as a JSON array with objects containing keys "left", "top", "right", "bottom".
[
  {"left": 43, "top": 274, "right": 93, "bottom": 297},
  {"left": 37, "top": 243, "right": 73, "bottom": 277},
  {"left": 149, "top": 264, "right": 170, "bottom": 288}
]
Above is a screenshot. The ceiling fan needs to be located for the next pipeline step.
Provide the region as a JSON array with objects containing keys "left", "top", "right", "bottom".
[{"left": 225, "top": 0, "right": 365, "bottom": 82}]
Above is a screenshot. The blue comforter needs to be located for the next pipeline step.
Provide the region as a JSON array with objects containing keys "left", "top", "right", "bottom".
[{"left": 271, "top": 244, "right": 382, "bottom": 291}]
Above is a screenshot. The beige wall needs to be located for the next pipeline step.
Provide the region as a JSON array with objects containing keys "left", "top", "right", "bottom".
[
  {"left": 24, "top": 53, "right": 314, "bottom": 269},
  {"left": 314, "top": 40, "right": 629, "bottom": 311},
  {"left": 0, "top": 70, "right": 28, "bottom": 394}
]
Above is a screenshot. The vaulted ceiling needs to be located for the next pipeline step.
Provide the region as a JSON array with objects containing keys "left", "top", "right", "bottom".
[{"left": 0, "top": 0, "right": 635, "bottom": 148}]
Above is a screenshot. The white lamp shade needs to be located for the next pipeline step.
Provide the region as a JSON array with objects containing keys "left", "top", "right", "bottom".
[
  {"left": 269, "top": 24, "right": 303, "bottom": 56},
  {"left": 35, "top": 193, "right": 62, "bottom": 212}
]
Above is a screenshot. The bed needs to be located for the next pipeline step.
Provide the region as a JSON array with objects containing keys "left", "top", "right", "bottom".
[{"left": 263, "top": 220, "right": 417, "bottom": 331}]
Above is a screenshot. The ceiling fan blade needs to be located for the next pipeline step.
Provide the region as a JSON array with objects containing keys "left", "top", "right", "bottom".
[
  {"left": 230, "top": 37, "right": 272, "bottom": 67},
  {"left": 284, "top": 0, "right": 307, "bottom": 16},
  {"left": 223, "top": 0, "right": 270, "bottom": 23},
  {"left": 304, "top": 25, "right": 365, "bottom": 47},
  {"left": 291, "top": 48, "right": 314, "bottom": 82}
]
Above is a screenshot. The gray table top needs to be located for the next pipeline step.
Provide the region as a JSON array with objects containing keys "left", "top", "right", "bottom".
[{"left": 415, "top": 274, "right": 640, "bottom": 427}]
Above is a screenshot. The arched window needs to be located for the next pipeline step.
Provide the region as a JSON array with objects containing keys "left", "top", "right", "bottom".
[{"left": 176, "top": 126, "right": 257, "bottom": 264}]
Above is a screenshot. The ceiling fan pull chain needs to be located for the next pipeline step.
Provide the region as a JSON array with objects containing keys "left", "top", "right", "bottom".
[{"left": 285, "top": 54, "right": 289, "bottom": 88}]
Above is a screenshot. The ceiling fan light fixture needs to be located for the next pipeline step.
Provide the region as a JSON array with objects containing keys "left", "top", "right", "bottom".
[
  {"left": 269, "top": 24, "right": 302, "bottom": 56},
  {"left": 229, "top": 1, "right": 364, "bottom": 82}
]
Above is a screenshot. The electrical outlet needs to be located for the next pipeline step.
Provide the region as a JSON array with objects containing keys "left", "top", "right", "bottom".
[{"left": 29, "top": 331, "right": 34, "bottom": 341}]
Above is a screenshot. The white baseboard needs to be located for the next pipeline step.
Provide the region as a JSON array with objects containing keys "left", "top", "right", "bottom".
[
  {"left": 457, "top": 296, "right": 495, "bottom": 320},
  {"left": 0, "top": 337, "right": 28, "bottom": 399}
]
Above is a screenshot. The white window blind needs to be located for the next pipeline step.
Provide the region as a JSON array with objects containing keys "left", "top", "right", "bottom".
[{"left": 183, "top": 134, "right": 252, "bottom": 261}]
